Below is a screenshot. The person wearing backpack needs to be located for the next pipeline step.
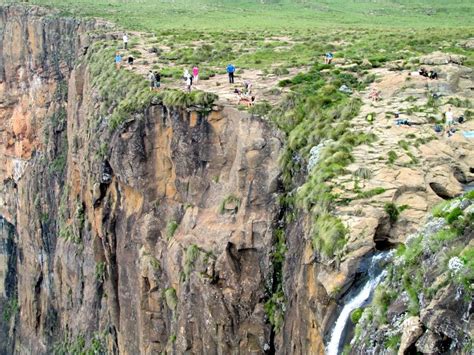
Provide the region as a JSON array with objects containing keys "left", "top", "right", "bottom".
[
  {"left": 154, "top": 71, "right": 161, "bottom": 90},
  {"left": 227, "top": 64, "right": 236, "bottom": 84}
]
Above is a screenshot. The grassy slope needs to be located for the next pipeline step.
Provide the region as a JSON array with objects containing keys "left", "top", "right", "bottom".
[{"left": 2, "top": 0, "right": 473, "bottom": 31}]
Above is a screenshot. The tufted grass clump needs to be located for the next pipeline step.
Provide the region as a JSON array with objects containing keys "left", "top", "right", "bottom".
[
  {"left": 311, "top": 213, "right": 347, "bottom": 258},
  {"left": 384, "top": 202, "right": 400, "bottom": 223},
  {"left": 164, "top": 288, "right": 178, "bottom": 310},
  {"left": 219, "top": 195, "right": 240, "bottom": 214},
  {"left": 166, "top": 220, "right": 179, "bottom": 239},
  {"left": 183, "top": 244, "right": 200, "bottom": 279}
]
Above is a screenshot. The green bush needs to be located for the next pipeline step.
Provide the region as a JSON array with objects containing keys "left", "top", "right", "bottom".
[
  {"left": 387, "top": 150, "right": 398, "bottom": 164},
  {"left": 95, "top": 261, "right": 106, "bottom": 283},
  {"left": 166, "top": 220, "right": 179, "bottom": 239},
  {"left": 350, "top": 308, "right": 363, "bottom": 324},
  {"left": 219, "top": 195, "right": 240, "bottom": 214},
  {"left": 2, "top": 298, "right": 18, "bottom": 322},
  {"left": 164, "top": 288, "right": 178, "bottom": 310},
  {"left": 249, "top": 101, "right": 272, "bottom": 117},
  {"left": 446, "top": 207, "right": 463, "bottom": 224},
  {"left": 183, "top": 244, "right": 200, "bottom": 278},
  {"left": 384, "top": 202, "right": 400, "bottom": 224},
  {"left": 264, "top": 290, "right": 285, "bottom": 330},
  {"left": 356, "top": 187, "right": 386, "bottom": 199},
  {"left": 312, "top": 214, "right": 347, "bottom": 258}
]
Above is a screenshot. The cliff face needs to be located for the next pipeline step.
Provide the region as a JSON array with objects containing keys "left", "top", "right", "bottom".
[
  {"left": 0, "top": 5, "right": 281, "bottom": 353},
  {"left": 2, "top": 5, "right": 472, "bottom": 355}
]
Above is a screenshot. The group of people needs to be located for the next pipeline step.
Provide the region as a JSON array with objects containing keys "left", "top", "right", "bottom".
[
  {"left": 419, "top": 67, "right": 438, "bottom": 80},
  {"left": 183, "top": 67, "right": 199, "bottom": 92},
  {"left": 234, "top": 80, "right": 255, "bottom": 106},
  {"left": 114, "top": 33, "right": 132, "bottom": 69},
  {"left": 148, "top": 70, "right": 161, "bottom": 91}
]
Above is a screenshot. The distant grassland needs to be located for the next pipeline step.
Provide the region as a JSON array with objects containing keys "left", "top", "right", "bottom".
[{"left": 2, "top": 0, "right": 473, "bottom": 31}]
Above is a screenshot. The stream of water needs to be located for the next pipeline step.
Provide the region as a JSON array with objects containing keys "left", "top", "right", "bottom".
[{"left": 326, "top": 251, "right": 392, "bottom": 355}]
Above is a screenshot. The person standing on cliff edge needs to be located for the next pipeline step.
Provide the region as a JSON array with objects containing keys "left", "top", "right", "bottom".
[
  {"left": 123, "top": 33, "right": 129, "bottom": 50},
  {"left": 227, "top": 64, "right": 235, "bottom": 84},
  {"left": 115, "top": 52, "right": 122, "bottom": 69}
]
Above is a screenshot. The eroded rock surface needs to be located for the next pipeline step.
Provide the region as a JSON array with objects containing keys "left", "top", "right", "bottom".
[{"left": 0, "top": 5, "right": 281, "bottom": 353}]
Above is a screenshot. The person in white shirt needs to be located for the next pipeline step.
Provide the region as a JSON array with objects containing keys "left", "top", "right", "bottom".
[
  {"left": 123, "top": 33, "right": 129, "bottom": 50},
  {"left": 445, "top": 106, "right": 455, "bottom": 136}
]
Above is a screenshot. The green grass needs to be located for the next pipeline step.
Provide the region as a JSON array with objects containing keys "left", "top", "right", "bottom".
[
  {"left": 164, "top": 288, "right": 178, "bottom": 310},
  {"left": 9, "top": 0, "right": 473, "bottom": 31},
  {"left": 219, "top": 195, "right": 240, "bottom": 214},
  {"left": 166, "top": 220, "right": 179, "bottom": 239}
]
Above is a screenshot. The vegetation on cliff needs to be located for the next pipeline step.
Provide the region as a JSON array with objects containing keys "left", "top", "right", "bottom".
[
  {"left": 349, "top": 191, "right": 474, "bottom": 353},
  {"left": 85, "top": 42, "right": 218, "bottom": 131}
]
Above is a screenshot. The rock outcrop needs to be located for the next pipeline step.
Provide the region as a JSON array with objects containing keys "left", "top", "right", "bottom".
[{"left": 350, "top": 194, "right": 474, "bottom": 354}]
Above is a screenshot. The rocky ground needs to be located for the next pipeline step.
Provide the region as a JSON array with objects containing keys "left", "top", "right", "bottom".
[
  {"left": 115, "top": 31, "right": 302, "bottom": 106},
  {"left": 319, "top": 53, "right": 474, "bottom": 297}
]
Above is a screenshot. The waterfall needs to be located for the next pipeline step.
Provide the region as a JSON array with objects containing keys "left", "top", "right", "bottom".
[{"left": 326, "top": 252, "right": 392, "bottom": 355}]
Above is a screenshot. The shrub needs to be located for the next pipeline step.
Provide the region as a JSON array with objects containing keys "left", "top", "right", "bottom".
[
  {"left": 166, "top": 220, "right": 179, "bottom": 239},
  {"left": 164, "top": 288, "right": 178, "bottom": 310},
  {"left": 387, "top": 150, "right": 398, "bottom": 164},
  {"left": 354, "top": 167, "right": 372, "bottom": 180},
  {"left": 264, "top": 290, "right": 285, "bottom": 330},
  {"left": 372, "top": 286, "right": 394, "bottom": 324},
  {"left": 350, "top": 308, "right": 363, "bottom": 324},
  {"left": 356, "top": 187, "right": 386, "bottom": 199},
  {"left": 219, "top": 195, "right": 240, "bottom": 214},
  {"left": 384, "top": 203, "right": 400, "bottom": 224},
  {"left": 183, "top": 244, "right": 200, "bottom": 278},
  {"left": 446, "top": 207, "right": 463, "bottom": 224},
  {"left": 249, "top": 101, "right": 272, "bottom": 117},
  {"left": 2, "top": 298, "right": 18, "bottom": 322},
  {"left": 95, "top": 261, "right": 106, "bottom": 283},
  {"left": 312, "top": 214, "right": 347, "bottom": 258}
]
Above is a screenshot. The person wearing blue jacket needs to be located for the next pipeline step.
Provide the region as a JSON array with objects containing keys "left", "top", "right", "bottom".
[{"left": 227, "top": 64, "right": 235, "bottom": 84}]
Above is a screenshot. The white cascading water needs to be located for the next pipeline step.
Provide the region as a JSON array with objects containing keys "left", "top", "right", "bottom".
[{"left": 325, "top": 252, "right": 391, "bottom": 355}]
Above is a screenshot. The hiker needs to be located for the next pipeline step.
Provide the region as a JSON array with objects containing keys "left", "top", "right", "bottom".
[
  {"left": 183, "top": 69, "right": 192, "bottom": 84},
  {"left": 244, "top": 80, "right": 252, "bottom": 94},
  {"left": 123, "top": 33, "right": 129, "bottom": 50},
  {"left": 239, "top": 95, "right": 256, "bottom": 107},
  {"left": 227, "top": 64, "right": 236, "bottom": 84},
  {"left": 148, "top": 70, "right": 156, "bottom": 91},
  {"left": 369, "top": 88, "right": 381, "bottom": 102},
  {"left": 192, "top": 66, "right": 199, "bottom": 83},
  {"left": 428, "top": 70, "right": 438, "bottom": 80},
  {"left": 115, "top": 52, "right": 122, "bottom": 69},
  {"left": 127, "top": 55, "right": 134, "bottom": 67},
  {"left": 445, "top": 107, "right": 454, "bottom": 135},
  {"left": 154, "top": 71, "right": 161, "bottom": 90},
  {"left": 324, "top": 52, "right": 334, "bottom": 65},
  {"left": 185, "top": 75, "right": 192, "bottom": 93},
  {"left": 419, "top": 67, "right": 428, "bottom": 77},
  {"left": 394, "top": 113, "right": 411, "bottom": 126}
]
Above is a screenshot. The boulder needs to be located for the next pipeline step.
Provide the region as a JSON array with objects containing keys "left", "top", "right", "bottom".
[
  {"left": 420, "top": 309, "right": 463, "bottom": 340},
  {"left": 458, "top": 38, "right": 474, "bottom": 50},
  {"left": 398, "top": 316, "right": 424, "bottom": 355},
  {"left": 419, "top": 52, "right": 466, "bottom": 65},
  {"left": 415, "top": 330, "right": 450, "bottom": 354}
]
